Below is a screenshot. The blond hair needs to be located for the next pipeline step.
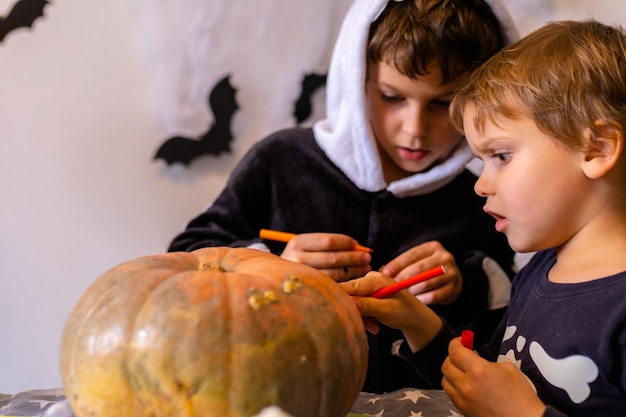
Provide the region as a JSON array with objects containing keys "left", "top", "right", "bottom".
[{"left": 451, "top": 20, "right": 626, "bottom": 149}]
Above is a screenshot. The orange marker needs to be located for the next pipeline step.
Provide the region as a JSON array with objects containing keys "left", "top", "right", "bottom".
[
  {"left": 259, "top": 229, "right": 373, "bottom": 253},
  {"left": 369, "top": 265, "right": 445, "bottom": 298}
]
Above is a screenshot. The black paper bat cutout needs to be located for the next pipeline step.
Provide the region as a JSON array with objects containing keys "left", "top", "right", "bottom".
[
  {"left": 293, "top": 72, "right": 327, "bottom": 124},
  {"left": 0, "top": 0, "right": 49, "bottom": 43},
  {"left": 154, "top": 75, "right": 239, "bottom": 166}
]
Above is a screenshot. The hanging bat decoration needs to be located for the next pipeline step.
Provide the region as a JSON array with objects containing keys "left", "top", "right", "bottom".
[
  {"left": 293, "top": 72, "right": 327, "bottom": 124},
  {"left": 154, "top": 75, "right": 239, "bottom": 166},
  {"left": 0, "top": 0, "right": 50, "bottom": 43}
]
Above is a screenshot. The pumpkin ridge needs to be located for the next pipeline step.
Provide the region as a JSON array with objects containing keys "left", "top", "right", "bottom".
[
  {"left": 129, "top": 269, "right": 229, "bottom": 415},
  {"left": 225, "top": 268, "right": 235, "bottom": 417},
  {"left": 61, "top": 267, "right": 174, "bottom": 387},
  {"left": 62, "top": 267, "right": 184, "bottom": 416},
  {"left": 287, "top": 275, "right": 367, "bottom": 417},
  {"left": 281, "top": 276, "right": 326, "bottom": 417}
]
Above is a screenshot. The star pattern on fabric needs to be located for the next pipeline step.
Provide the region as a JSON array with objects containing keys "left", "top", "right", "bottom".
[
  {"left": 399, "top": 389, "right": 431, "bottom": 404},
  {"left": 1, "top": 388, "right": 465, "bottom": 417}
]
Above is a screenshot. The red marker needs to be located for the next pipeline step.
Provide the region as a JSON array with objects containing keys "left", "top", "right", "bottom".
[
  {"left": 370, "top": 265, "right": 446, "bottom": 299},
  {"left": 461, "top": 330, "right": 474, "bottom": 349}
]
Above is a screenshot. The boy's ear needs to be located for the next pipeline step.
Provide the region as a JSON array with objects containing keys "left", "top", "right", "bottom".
[{"left": 581, "top": 119, "right": 624, "bottom": 179}]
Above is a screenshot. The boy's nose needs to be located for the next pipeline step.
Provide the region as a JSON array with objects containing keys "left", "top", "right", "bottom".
[
  {"left": 474, "top": 173, "right": 492, "bottom": 197},
  {"left": 403, "top": 107, "right": 428, "bottom": 139}
]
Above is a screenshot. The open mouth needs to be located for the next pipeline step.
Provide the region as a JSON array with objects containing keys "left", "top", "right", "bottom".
[{"left": 485, "top": 208, "right": 506, "bottom": 232}]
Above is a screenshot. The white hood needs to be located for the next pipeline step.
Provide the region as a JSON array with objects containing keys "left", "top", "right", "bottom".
[{"left": 313, "top": 0, "right": 519, "bottom": 197}]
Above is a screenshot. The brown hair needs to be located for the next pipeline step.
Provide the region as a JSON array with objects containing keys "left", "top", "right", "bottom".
[
  {"left": 451, "top": 20, "right": 626, "bottom": 149},
  {"left": 367, "top": 0, "right": 505, "bottom": 84}
]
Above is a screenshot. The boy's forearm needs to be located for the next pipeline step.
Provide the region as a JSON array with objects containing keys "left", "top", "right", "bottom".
[{"left": 402, "top": 307, "right": 445, "bottom": 353}]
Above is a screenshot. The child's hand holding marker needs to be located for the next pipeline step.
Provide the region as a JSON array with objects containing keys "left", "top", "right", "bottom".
[
  {"left": 369, "top": 265, "right": 446, "bottom": 298},
  {"left": 340, "top": 268, "right": 447, "bottom": 353},
  {"left": 461, "top": 330, "right": 474, "bottom": 350},
  {"left": 259, "top": 229, "right": 372, "bottom": 281},
  {"left": 259, "top": 229, "right": 373, "bottom": 252}
]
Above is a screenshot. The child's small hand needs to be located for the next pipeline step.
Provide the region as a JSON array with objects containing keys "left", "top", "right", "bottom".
[
  {"left": 340, "top": 271, "right": 419, "bottom": 329},
  {"left": 381, "top": 241, "right": 462, "bottom": 305},
  {"left": 340, "top": 272, "right": 442, "bottom": 351},
  {"left": 280, "top": 232, "right": 371, "bottom": 281},
  {"left": 442, "top": 338, "right": 546, "bottom": 417}
]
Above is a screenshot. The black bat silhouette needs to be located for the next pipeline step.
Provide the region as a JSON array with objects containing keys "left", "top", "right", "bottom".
[
  {"left": 154, "top": 75, "right": 239, "bottom": 166},
  {"left": 0, "top": 0, "right": 49, "bottom": 43},
  {"left": 293, "top": 72, "right": 327, "bottom": 124}
]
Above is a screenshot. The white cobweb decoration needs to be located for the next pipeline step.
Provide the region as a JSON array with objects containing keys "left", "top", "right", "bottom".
[{"left": 129, "top": 0, "right": 353, "bottom": 158}]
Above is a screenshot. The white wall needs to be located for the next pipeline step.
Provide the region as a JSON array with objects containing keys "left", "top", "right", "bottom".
[
  {"left": 0, "top": 0, "right": 625, "bottom": 393},
  {"left": 0, "top": 0, "right": 239, "bottom": 392}
]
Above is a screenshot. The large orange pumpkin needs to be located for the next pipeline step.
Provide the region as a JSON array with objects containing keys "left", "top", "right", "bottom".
[{"left": 60, "top": 247, "right": 368, "bottom": 417}]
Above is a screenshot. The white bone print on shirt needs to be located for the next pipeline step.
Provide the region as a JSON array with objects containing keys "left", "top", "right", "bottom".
[
  {"left": 529, "top": 341, "right": 598, "bottom": 403},
  {"left": 498, "top": 326, "right": 599, "bottom": 403}
]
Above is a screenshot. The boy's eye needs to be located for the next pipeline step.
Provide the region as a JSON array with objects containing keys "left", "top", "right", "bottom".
[
  {"left": 431, "top": 100, "right": 450, "bottom": 109},
  {"left": 381, "top": 93, "right": 403, "bottom": 103},
  {"left": 493, "top": 152, "right": 511, "bottom": 164}
]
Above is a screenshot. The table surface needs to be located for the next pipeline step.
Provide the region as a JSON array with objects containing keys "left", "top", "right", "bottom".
[{"left": 1, "top": 387, "right": 463, "bottom": 417}]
